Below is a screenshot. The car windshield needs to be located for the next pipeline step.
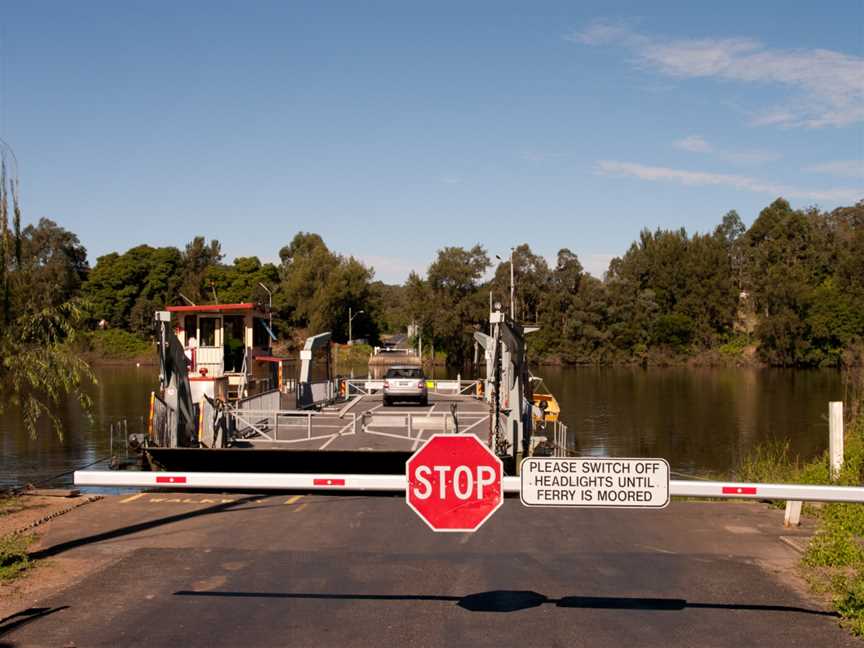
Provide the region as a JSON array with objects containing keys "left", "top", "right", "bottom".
[{"left": 386, "top": 367, "right": 423, "bottom": 379}]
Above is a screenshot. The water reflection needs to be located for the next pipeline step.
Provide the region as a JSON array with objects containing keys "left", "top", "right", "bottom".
[
  {"left": 0, "top": 364, "right": 843, "bottom": 488},
  {"left": 540, "top": 366, "right": 843, "bottom": 475}
]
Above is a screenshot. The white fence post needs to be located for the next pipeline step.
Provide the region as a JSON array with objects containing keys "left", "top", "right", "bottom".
[
  {"left": 830, "top": 401, "right": 844, "bottom": 480},
  {"left": 784, "top": 500, "right": 802, "bottom": 527},
  {"left": 785, "top": 400, "right": 845, "bottom": 527}
]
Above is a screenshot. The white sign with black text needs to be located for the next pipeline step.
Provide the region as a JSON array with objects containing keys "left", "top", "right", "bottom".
[{"left": 520, "top": 457, "right": 670, "bottom": 508}]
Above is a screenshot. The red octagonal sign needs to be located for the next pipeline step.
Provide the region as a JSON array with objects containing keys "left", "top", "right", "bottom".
[{"left": 406, "top": 434, "right": 503, "bottom": 532}]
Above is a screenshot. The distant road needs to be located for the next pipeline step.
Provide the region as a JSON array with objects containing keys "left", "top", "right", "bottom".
[{"left": 3, "top": 492, "right": 854, "bottom": 647}]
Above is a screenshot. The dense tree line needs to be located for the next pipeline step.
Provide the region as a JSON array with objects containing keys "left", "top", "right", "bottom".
[
  {"left": 406, "top": 198, "right": 863, "bottom": 368},
  {"left": 3, "top": 197, "right": 862, "bottom": 368}
]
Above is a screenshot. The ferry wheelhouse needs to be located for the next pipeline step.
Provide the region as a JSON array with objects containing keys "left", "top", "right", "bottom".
[{"left": 167, "top": 302, "right": 277, "bottom": 401}]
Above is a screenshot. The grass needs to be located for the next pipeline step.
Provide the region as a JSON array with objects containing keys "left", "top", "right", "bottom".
[
  {"left": 737, "top": 414, "right": 864, "bottom": 634},
  {"left": 0, "top": 496, "right": 24, "bottom": 517},
  {"left": 718, "top": 333, "right": 751, "bottom": 357},
  {"left": 0, "top": 533, "right": 33, "bottom": 581}
]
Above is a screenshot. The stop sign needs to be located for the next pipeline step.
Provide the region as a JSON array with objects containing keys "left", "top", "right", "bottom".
[{"left": 406, "top": 434, "right": 503, "bottom": 532}]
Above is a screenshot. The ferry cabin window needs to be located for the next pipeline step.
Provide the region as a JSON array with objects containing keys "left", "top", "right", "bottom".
[
  {"left": 183, "top": 315, "right": 196, "bottom": 345},
  {"left": 199, "top": 317, "right": 218, "bottom": 347},
  {"left": 223, "top": 316, "right": 246, "bottom": 372},
  {"left": 253, "top": 317, "right": 270, "bottom": 348}
]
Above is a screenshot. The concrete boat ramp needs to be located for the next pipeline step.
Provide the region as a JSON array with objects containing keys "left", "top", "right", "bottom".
[{"left": 1, "top": 488, "right": 856, "bottom": 646}]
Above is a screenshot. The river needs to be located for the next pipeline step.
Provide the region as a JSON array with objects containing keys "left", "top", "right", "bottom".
[{"left": 0, "top": 364, "right": 844, "bottom": 489}]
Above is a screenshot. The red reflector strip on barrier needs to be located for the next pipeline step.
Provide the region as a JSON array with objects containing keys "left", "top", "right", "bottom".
[
  {"left": 722, "top": 486, "right": 756, "bottom": 495},
  {"left": 156, "top": 476, "right": 187, "bottom": 484},
  {"left": 313, "top": 478, "right": 346, "bottom": 486}
]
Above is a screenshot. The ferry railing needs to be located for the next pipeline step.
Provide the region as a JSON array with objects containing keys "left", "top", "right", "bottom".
[
  {"left": 237, "top": 388, "right": 281, "bottom": 413},
  {"left": 226, "top": 406, "right": 357, "bottom": 446},
  {"left": 149, "top": 393, "right": 177, "bottom": 448},
  {"left": 342, "top": 378, "right": 483, "bottom": 397},
  {"left": 360, "top": 408, "right": 490, "bottom": 444}
]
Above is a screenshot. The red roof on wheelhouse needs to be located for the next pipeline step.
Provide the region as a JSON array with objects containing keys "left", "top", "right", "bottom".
[{"left": 165, "top": 303, "right": 256, "bottom": 313}]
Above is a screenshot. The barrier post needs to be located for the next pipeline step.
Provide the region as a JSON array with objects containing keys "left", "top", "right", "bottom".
[
  {"left": 785, "top": 401, "right": 845, "bottom": 527},
  {"left": 830, "top": 401, "right": 844, "bottom": 480},
  {"left": 784, "top": 500, "right": 802, "bottom": 527}
]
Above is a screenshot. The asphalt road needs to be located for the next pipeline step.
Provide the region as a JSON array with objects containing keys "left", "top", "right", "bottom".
[{"left": 1, "top": 493, "right": 856, "bottom": 647}]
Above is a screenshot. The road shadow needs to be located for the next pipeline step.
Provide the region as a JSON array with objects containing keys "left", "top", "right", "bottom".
[
  {"left": 28, "top": 495, "right": 263, "bottom": 561},
  {"left": 0, "top": 606, "right": 69, "bottom": 640},
  {"left": 174, "top": 589, "right": 838, "bottom": 617}
]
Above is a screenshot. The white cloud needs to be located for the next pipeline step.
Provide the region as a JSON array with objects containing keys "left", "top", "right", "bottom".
[
  {"left": 674, "top": 135, "right": 713, "bottom": 153},
  {"left": 673, "top": 135, "right": 780, "bottom": 165},
  {"left": 597, "top": 160, "right": 863, "bottom": 203},
  {"left": 721, "top": 149, "right": 781, "bottom": 165},
  {"left": 804, "top": 160, "right": 864, "bottom": 180},
  {"left": 570, "top": 21, "right": 864, "bottom": 128}
]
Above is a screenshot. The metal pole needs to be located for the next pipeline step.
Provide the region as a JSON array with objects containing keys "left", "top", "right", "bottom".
[
  {"left": 510, "top": 247, "right": 515, "bottom": 320},
  {"left": 349, "top": 306, "right": 352, "bottom": 344}
]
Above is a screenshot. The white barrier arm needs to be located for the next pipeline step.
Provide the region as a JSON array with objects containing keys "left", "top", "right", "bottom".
[
  {"left": 75, "top": 471, "right": 864, "bottom": 503},
  {"left": 74, "top": 471, "right": 407, "bottom": 492},
  {"left": 668, "top": 480, "right": 864, "bottom": 503}
]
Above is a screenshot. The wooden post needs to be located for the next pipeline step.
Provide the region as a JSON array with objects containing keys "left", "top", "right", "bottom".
[{"left": 830, "top": 401, "right": 844, "bottom": 480}]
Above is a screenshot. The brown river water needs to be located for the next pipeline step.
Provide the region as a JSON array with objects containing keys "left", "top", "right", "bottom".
[{"left": 0, "top": 364, "right": 844, "bottom": 489}]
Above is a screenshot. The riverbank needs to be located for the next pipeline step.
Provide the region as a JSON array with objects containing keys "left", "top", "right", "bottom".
[
  {"left": 531, "top": 343, "right": 763, "bottom": 368},
  {"left": 738, "top": 410, "right": 864, "bottom": 634},
  {"left": 73, "top": 330, "right": 155, "bottom": 365}
]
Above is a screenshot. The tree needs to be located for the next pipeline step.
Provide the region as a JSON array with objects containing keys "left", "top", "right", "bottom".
[
  {"left": 83, "top": 245, "right": 184, "bottom": 332},
  {"left": 10, "top": 218, "right": 88, "bottom": 315},
  {"left": 0, "top": 146, "right": 93, "bottom": 438},
  {"left": 180, "top": 236, "right": 223, "bottom": 303},
  {"left": 419, "top": 245, "right": 490, "bottom": 365},
  {"left": 275, "top": 232, "right": 379, "bottom": 343}
]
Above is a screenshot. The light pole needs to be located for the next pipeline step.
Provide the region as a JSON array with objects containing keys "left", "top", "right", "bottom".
[
  {"left": 257, "top": 282, "right": 272, "bottom": 331},
  {"left": 495, "top": 248, "right": 516, "bottom": 320},
  {"left": 509, "top": 247, "right": 515, "bottom": 320},
  {"left": 348, "top": 307, "right": 364, "bottom": 345}
]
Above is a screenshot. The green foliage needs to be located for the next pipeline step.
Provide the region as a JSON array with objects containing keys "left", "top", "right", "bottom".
[
  {"left": 0, "top": 301, "right": 96, "bottom": 437},
  {"left": 406, "top": 244, "right": 490, "bottom": 366},
  {"left": 0, "top": 151, "right": 95, "bottom": 440},
  {"left": 0, "top": 533, "right": 32, "bottom": 581},
  {"left": 835, "top": 574, "right": 864, "bottom": 635},
  {"left": 718, "top": 333, "right": 750, "bottom": 356},
  {"left": 205, "top": 256, "right": 278, "bottom": 305},
  {"left": 741, "top": 405, "right": 864, "bottom": 634},
  {"left": 84, "top": 329, "right": 152, "bottom": 359},
  {"left": 651, "top": 313, "right": 695, "bottom": 350},
  {"left": 0, "top": 497, "right": 23, "bottom": 517},
  {"left": 737, "top": 439, "right": 803, "bottom": 484},
  {"left": 276, "top": 233, "right": 379, "bottom": 342},
  {"left": 83, "top": 244, "right": 185, "bottom": 334}
]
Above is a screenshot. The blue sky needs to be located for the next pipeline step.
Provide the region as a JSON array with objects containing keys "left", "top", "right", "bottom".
[{"left": 2, "top": 1, "right": 862, "bottom": 281}]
